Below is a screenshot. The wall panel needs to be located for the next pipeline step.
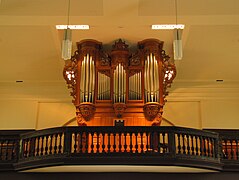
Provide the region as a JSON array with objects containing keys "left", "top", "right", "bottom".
[{"left": 0, "top": 100, "right": 37, "bottom": 129}]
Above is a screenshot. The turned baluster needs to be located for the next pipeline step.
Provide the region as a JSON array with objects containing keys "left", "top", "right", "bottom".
[
  {"left": 45, "top": 135, "right": 49, "bottom": 155},
  {"left": 73, "top": 132, "right": 77, "bottom": 153},
  {"left": 49, "top": 134, "right": 53, "bottom": 154},
  {"left": 102, "top": 133, "right": 105, "bottom": 153},
  {"left": 58, "top": 133, "right": 63, "bottom": 154},
  {"left": 124, "top": 133, "right": 127, "bottom": 152},
  {"left": 191, "top": 135, "right": 195, "bottom": 155},
  {"left": 177, "top": 134, "right": 181, "bottom": 154}
]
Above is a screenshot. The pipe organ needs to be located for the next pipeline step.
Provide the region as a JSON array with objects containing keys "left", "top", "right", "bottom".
[{"left": 63, "top": 39, "right": 176, "bottom": 126}]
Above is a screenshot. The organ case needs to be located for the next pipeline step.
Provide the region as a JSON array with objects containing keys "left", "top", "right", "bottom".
[{"left": 63, "top": 39, "right": 176, "bottom": 126}]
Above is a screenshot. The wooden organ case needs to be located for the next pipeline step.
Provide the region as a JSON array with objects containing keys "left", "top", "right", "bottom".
[{"left": 63, "top": 39, "right": 176, "bottom": 126}]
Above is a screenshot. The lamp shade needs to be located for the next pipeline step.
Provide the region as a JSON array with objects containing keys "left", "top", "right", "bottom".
[
  {"left": 173, "top": 28, "right": 183, "bottom": 60},
  {"left": 62, "top": 28, "right": 72, "bottom": 60}
]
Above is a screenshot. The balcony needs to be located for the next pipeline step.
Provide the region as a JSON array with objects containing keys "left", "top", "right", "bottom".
[{"left": 0, "top": 126, "right": 238, "bottom": 172}]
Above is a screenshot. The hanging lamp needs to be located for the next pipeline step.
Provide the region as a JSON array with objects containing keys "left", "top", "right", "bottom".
[
  {"left": 173, "top": 0, "right": 183, "bottom": 60},
  {"left": 62, "top": 0, "right": 72, "bottom": 60}
]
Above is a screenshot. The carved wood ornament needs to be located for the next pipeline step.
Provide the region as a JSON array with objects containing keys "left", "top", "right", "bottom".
[{"left": 63, "top": 39, "right": 176, "bottom": 126}]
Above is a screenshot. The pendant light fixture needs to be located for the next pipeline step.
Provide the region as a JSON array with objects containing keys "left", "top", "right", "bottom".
[
  {"left": 62, "top": 0, "right": 72, "bottom": 60},
  {"left": 173, "top": 0, "right": 183, "bottom": 60}
]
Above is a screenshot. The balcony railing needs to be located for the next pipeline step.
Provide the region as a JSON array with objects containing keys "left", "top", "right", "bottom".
[
  {"left": 205, "top": 129, "right": 239, "bottom": 171},
  {"left": 0, "top": 130, "right": 33, "bottom": 171},
  {"left": 1, "top": 126, "right": 239, "bottom": 172}
]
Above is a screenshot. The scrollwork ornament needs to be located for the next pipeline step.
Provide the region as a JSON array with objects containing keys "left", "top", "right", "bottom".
[
  {"left": 129, "top": 52, "right": 141, "bottom": 66},
  {"left": 113, "top": 103, "right": 127, "bottom": 118},
  {"left": 77, "top": 103, "right": 96, "bottom": 121},
  {"left": 76, "top": 110, "right": 87, "bottom": 126},
  {"left": 151, "top": 112, "right": 163, "bottom": 126},
  {"left": 100, "top": 51, "right": 111, "bottom": 66},
  {"left": 112, "top": 39, "right": 128, "bottom": 50},
  {"left": 143, "top": 103, "right": 162, "bottom": 121},
  {"left": 99, "top": 69, "right": 111, "bottom": 77},
  {"left": 63, "top": 51, "right": 78, "bottom": 103},
  {"left": 128, "top": 69, "right": 141, "bottom": 77}
]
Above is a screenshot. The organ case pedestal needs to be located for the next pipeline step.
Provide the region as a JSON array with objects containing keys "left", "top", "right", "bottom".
[{"left": 63, "top": 39, "right": 176, "bottom": 126}]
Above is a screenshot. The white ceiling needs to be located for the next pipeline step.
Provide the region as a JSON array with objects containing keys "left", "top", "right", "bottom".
[{"left": 0, "top": 0, "right": 239, "bottom": 100}]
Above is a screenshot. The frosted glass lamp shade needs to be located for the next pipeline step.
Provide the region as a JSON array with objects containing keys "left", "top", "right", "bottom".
[
  {"left": 173, "top": 29, "right": 183, "bottom": 60},
  {"left": 62, "top": 28, "right": 72, "bottom": 60}
]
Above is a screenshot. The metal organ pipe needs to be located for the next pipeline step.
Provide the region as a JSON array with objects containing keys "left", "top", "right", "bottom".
[
  {"left": 144, "top": 53, "right": 159, "bottom": 103},
  {"left": 80, "top": 56, "right": 84, "bottom": 102},
  {"left": 97, "top": 72, "right": 110, "bottom": 100},
  {"left": 135, "top": 73, "right": 138, "bottom": 99},
  {"left": 89, "top": 56, "right": 92, "bottom": 102},
  {"left": 119, "top": 64, "right": 121, "bottom": 102},
  {"left": 128, "top": 71, "right": 142, "bottom": 100},
  {"left": 123, "top": 66, "right": 126, "bottom": 102},
  {"left": 92, "top": 57, "right": 95, "bottom": 101},
  {"left": 146, "top": 55, "right": 149, "bottom": 102},
  {"left": 113, "top": 72, "right": 116, "bottom": 102},
  {"left": 85, "top": 54, "right": 88, "bottom": 102},
  {"left": 113, "top": 64, "right": 126, "bottom": 103},
  {"left": 115, "top": 65, "right": 118, "bottom": 102},
  {"left": 155, "top": 57, "right": 159, "bottom": 102},
  {"left": 80, "top": 54, "right": 95, "bottom": 103},
  {"left": 98, "top": 72, "right": 100, "bottom": 100}
]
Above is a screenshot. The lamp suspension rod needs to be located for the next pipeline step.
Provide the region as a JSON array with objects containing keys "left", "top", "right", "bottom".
[
  {"left": 174, "top": 0, "right": 180, "bottom": 39},
  {"left": 175, "top": 0, "right": 178, "bottom": 25},
  {"left": 67, "top": 0, "right": 71, "bottom": 27}
]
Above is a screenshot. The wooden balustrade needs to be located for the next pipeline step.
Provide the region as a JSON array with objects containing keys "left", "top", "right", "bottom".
[
  {"left": 0, "top": 130, "right": 34, "bottom": 171},
  {"left": 17, "top": 126, "right": 219, "bottom": 162},
  {"left": 19, "top": 128, "right": 66, "bottom": 159},
  {"left": 174, "top": 128, "right": 218, "bottom": 159},
  {"left": 0, "top": 138, "right": 18, "bottom": 161},
  {"left": 206, "top": 129, "right": 239, "bottom": 161},
  {"left": 5, "top": 127, "right": 239, "bottom": 172},
  {"left": 70, "top": 129, "right": 169, "bottom": 154}
]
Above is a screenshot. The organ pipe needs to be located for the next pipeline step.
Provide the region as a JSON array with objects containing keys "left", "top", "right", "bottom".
[
  {"left": 97, "top": 72, "right": 110, "bottom": 100},
  {"left": 80, "top": 53, "right": 95, "bottom": 103},
  {"left": 129, "top": 72, "right": 142, "bottom": 100},
  {"left": 113, "top": 64, "right": 126, "bottom": 103},
  {"left": 144, "top": 53, "right": 159, "bottom": 103}
]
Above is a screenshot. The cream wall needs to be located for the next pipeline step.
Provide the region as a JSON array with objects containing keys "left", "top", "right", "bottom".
[
  {"left": 0, "top": 100, "right": 38, "bottom": 130},
  {"left": 0, "top": 82, "right": 239, "bottom": 130},
  {"left": 36, "top": 102, "right": 76, "bottom": 129},
  {"left": 201, "top": 100, "right": 239, "bottom": 129},
  {"left": 0, "top": 99, "right": 239, "bottom": 130},
  {"left": 162, "top": 101, "right": 202, "bottom": 128}
]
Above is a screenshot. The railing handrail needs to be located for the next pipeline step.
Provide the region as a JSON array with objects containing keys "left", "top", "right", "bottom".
[{"left": 19, "top": 126, "right": 219, "bottom": 139}]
